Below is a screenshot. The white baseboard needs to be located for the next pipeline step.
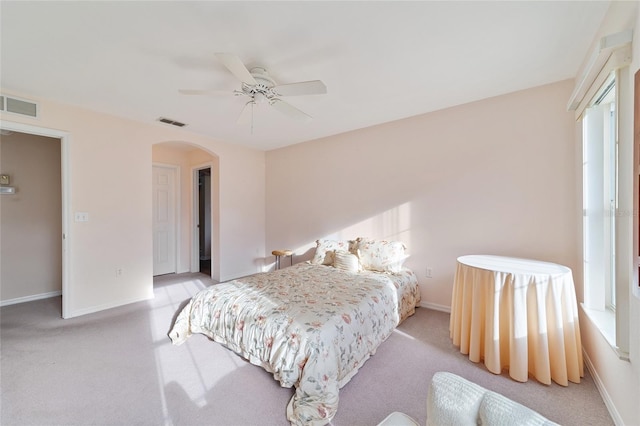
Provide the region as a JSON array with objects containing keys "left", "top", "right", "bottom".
[
  {"left": 582, "top": 349, "right": 624, "bottom": 426},
  {"left": 420, "top": 300, "right": 451, "bottom": 313},
  {"left": 66, "top": 292, "right": 154, "bottom": 318},
  {"left": 0, "top": 290, "right": 62, "bottom": 307},
  {"left": 220, "top": 269, "right": 260, "bottom": 283}
]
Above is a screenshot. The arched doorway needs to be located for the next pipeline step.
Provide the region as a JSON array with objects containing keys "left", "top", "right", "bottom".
[{"left": 151, "top": 141, "right": 220, "bottom": 281}]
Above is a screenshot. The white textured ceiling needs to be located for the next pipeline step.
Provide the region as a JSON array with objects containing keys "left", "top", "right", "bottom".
[{"left": 1, "top": 1, "right": 610, "bottom": 150}]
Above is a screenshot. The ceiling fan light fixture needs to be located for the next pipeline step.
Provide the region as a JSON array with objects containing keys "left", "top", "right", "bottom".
[{"left": 253, "top": 92, "right": 267, "bottom": 104}]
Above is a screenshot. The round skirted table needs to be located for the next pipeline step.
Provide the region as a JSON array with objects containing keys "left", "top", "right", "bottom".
[{"left": 449, "top": 255, "right": 583, "bottom": 386}]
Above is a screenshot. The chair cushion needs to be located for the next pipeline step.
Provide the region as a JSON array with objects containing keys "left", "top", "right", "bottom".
[
  {"left": 426, "top": 372, "right": 486, "bottom": 426},
  {"left": 479, "top": 391, "right": 558, "bottom": 426}
]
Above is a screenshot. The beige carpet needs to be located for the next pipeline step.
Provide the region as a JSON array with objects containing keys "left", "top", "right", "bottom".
[{"left": 0, "top": 272, "right": 613, "bottom": 426}]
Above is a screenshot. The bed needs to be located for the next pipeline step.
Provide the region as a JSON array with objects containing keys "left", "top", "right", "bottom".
[{"left": 169, "top": 238, "right": 421, "bottom": 425}]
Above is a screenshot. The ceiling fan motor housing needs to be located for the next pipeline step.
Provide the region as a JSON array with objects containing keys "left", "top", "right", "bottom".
[{"left": 240, "top": 67, "right": 278, "bottom": 103}]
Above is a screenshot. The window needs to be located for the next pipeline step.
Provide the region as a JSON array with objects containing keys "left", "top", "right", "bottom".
[
  {"left": 582, "top": 67, "right": 632, "bottom": 359},
  {"left": 583, "top": 73, "right": 617, "bottom": 313}
]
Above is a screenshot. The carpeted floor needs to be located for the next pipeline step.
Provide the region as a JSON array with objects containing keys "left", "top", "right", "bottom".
[{"left": 0, "top": 272, "right": 613, "bottom": 425}]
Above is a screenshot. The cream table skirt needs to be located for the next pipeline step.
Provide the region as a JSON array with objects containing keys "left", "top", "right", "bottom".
[{"left": 449, "top": 255, "right": 583, "bottom": 386}]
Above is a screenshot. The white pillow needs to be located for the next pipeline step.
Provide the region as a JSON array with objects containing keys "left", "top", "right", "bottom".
[
  {"left": 311, "top": 239, "right": 352, "bottom": 265},
  {"left": 332, "top": 250, "right": 360, "bottom": 273},
  {"left": 354, "top": 238, "right": 408, "bottom": 273}
]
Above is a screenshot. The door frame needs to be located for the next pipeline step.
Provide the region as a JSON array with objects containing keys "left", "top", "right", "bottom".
[
  {"left": 152, "top": 163, "right": 180, "bottom": 276},
  {"left": 0, "top": 120, "right": 70, "bottom": 318},
  {"left": 191, "top": 162, "right": 213, "bottom": 274}
]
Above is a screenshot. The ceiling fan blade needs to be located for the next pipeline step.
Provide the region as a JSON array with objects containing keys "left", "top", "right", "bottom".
[
  {"left": 237, "top": 101, "right": 255, "bottom": 125},
  {"left": 270, "top": 99, "right": 312, "bottom": 123},
  {"left": 215, "top": 53, "right": 257, "bottom": 85},
  {"left": 273, "top": 80, "right": 327, "bottom": 97},
  {"left": 179, "top": 89, "right": 231, "bottom": 96}
]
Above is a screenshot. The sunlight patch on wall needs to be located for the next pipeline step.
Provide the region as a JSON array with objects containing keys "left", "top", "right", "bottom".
[
  {"left": 340, "top": 202, "right": 412, "bottom": 244},
  {"left": 294, "top": 202, "right": 413, "bottom": 255}
]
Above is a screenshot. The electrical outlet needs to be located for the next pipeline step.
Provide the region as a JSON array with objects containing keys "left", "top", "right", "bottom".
[
  {"left": 426, "top": 267, "right": 433, "bottom": 278},
  {"left": 74, "top": 212, "right": 89, "bottom": 222}
]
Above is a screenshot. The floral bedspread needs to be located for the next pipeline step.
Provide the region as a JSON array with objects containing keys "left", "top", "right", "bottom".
[{"left": 169, "top": 262, "right": 420, "bottom": 425}]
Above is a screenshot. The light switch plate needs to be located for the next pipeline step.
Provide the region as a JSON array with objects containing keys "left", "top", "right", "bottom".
[{"left": 0, "top": 175, "right": 9, "bottom": 185}]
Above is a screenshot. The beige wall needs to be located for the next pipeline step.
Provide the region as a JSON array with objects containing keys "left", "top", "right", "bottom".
[
  {"left": 0, "top": 96, "right": 266, "bottom": 317},
  {"left": 266, "top": 79, "right": 578, "bottom": 310},
  {"left": 0, "top": 132, "right": 61, "bottom": 302}
]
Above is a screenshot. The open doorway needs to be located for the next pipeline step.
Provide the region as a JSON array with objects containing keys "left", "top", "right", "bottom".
[
  {"left": 196, "top": 167, "right": 212, "bottom": 276},
  {"left": 0, "top": 122, "right": 69, "bottom": 318},
  {"left": 152, "top": 142, "right": 219, "bottom": 281}
]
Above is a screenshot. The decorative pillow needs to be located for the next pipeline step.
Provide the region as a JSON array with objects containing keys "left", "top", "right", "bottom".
[
  {"left": 354, "top": 238, "right": 408, "bottom": 273},
  {"left": 311, "top": 239, "right": 352, "bottom": 265},
  {"left": 332, "top": 250, "right": 360, "bottom": 273}
]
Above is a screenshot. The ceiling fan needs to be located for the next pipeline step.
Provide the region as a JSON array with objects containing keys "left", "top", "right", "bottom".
[{"left": 180, "top": 53, "right": 327, "bottom": 126}]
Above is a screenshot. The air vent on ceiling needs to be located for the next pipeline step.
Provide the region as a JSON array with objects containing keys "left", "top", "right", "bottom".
[
  {"left": 0, "top": 94, "right": 39, "bottom": 118},
  {"left": 157, "top": 117, "right": 187, "bottom": 127}
]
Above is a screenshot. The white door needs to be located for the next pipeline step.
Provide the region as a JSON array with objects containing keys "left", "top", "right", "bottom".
[{"left": 153, "top": 166, "right": 177, "bottom": 276}]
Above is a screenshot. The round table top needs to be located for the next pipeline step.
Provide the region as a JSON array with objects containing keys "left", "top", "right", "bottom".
[
  {"left": 457, "top": 255, "right": 571, "bottom": 276},
  {"left": 272, "top": 249, "right": 293, "bottom": 256}
]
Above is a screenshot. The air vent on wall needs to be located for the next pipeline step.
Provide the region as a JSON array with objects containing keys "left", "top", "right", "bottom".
[
  {"left": 0, "top": 94, "right": 39, "bottom": 118},
  {"left": 157, "top": 117, "right": 187, "bottom": 127}
]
